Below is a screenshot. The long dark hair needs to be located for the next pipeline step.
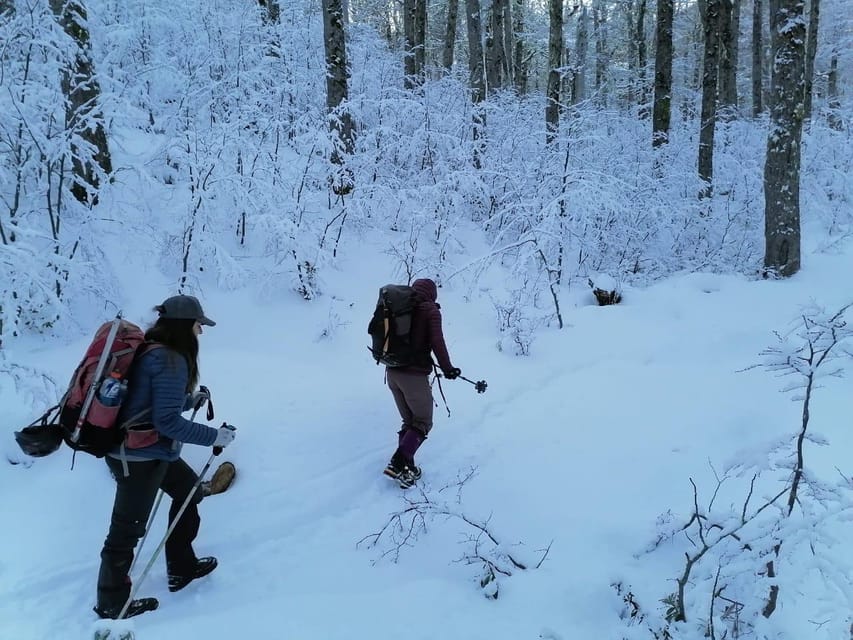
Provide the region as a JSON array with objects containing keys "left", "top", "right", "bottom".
[{"left": 145, "top": 318, "right": 199, "bottom": 392}]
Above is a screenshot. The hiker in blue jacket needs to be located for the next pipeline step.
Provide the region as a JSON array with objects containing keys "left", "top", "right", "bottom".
[{"left": 95, "top": 295, "right": 237, "bottom": 620}]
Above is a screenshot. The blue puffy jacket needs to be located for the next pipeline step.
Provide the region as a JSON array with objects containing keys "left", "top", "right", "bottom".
[{"left": 111, "top": 346, "right": 217, "bottom": 461}]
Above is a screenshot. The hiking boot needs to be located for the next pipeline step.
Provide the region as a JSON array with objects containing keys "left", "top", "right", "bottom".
[
  {"left": 383, "top": 461, "right": 401, "bottom": 479},
  {"left": 398, "top": 465, "right": 421, "bottom": 489},
  {"left": 201, "top": 461, "right": 236, "bottom": 497},
  {"left": 94, "top": 597, "right": 159, "bottom": 619},
  {"left": 168, "top": 557, "right": 218, "bottom": 592}
]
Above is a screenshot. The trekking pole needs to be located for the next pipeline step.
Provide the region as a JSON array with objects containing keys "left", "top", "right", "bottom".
[
  {"left": 118, "top": 422, "right": 233, "bottom": 621},
  {"left": 458, "top": 375, "right": 488, "bottom": 394}
]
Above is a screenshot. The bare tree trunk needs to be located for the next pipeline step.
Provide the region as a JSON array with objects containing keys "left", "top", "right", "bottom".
[
  {"left": 322, "top": 0, "right": 355, "bottom": 186},
  {"left": 442, "top": 0, "right": 459, "bottom": 70},
  {"left": 652, "top": 0, "right": 673, "bottom": 145},
  {"left": 485, "top": 1, "right": 506, "bottom": 90},
  {"left": 414, "top": 0, "right": 427, "bottom": 82},
  {"left": 752, "top": 0, "right": 763, "bottom": 116},
  {"left": 49, "top": 0, "right": 112, "bottom": 205},
  {"left": 827, "top": 52, "right": 841, "bottom": 130},
  {"left": 465, "top": 0, "right": 486, "bottom": 168},
  {"left": 698, "top": 0, "right": 721, "bottom": 197},
  {"left": 513, "top": 0, "right": 527, "bottom": 93},
  {"left": 501, "top": 0, "right": 514, "bottom": 85},
  {"left": 545, "top": 0, "right": 563, "bottom": 144},
  {"left": 763, "top": 0, "right": 805, "bottom": 279},
  {"left": 718, "top": 0, "right": 737, "bottom": 117},
  {"left": 802, "top": 0, "right": 820, "bottom": 122},
  {"left": 636, "top": 0, "right": 648, "bottom": 112},
  {"left": 403, "top": 0, "right": 416, "bottom": 87},
  {"left": 571, "top": 7, "right": 588, "bottom": 105},
  {"left": 259, "top": 0, "right": 280, "bottom": 23},
  {"left": 593, "top": 0, "right": 608, "bottom": 106}
]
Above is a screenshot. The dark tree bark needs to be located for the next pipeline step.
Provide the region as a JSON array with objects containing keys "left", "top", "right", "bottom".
[
  {"left": 49, "top": 0, "right": 112, "bottom": 205},
  {"left": 802, "top": 0, "right": 820, "bottom": 122},
  {"left": 698, "top": 0, "right": 721, "bottom": 197},
  {"left": 571, "top": 6, "right": 589, "bottom": 105},
  {"left": 593, "top": 0, "right": 607, "bottom": 104},
  {"left": 636, "top": 0, "right": 648, "bottom": 108},
  {"left": 717, "top": 0, "right": 738, "bottom": 117},
  {"left": 827, "top": 52, "right": 841, "bottom": 130},
  {"left": 545, "top": 0, "right": 563, "bottom": 143},
  {"left": 442, "top": 0, "right": 459, "bottom": 70},
  {"left": 652, "top": 0, "right": 673, "bottom": 145},
  {"left": 485, "top": 0, "right": 507, "bottom": 90},
  {"left": 322, "top": 0, "right": 355, "bottom": 188},
  {"left": 258, "top": 0, "right": 280, "bottom": 23},
  {"left": 752, "top": 0, "right": 763, "bottom": 116},
  {"left": 414, "top": 0, "right": 426, "bottom": 82},
  {"left": 513, "top": 0, "right": 527, "bottom": 93},
  {"left": 763, "top": 0, "right": 805, "bottom": 278},
  {"left": 501, "top": 0, "right": 514, "bottom": 85},
  {"left": 465, "top": 0, "right": 486, "bottom": 168},
  {"left": 403, "top": 0, "right": 427, "bottom": 88}
]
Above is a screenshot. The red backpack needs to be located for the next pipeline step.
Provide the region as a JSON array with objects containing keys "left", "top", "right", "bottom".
[{"left": 58, "top": 316, "right": 148, "bottom": 457}]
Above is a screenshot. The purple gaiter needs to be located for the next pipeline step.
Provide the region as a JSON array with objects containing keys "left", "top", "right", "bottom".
[{"left": 398, "top": 429, "right": 425, "bottom": 465}]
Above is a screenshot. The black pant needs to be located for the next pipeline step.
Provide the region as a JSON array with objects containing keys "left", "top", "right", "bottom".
[{"left": 97, "top": 457, "right": 203, "bottom": 610}]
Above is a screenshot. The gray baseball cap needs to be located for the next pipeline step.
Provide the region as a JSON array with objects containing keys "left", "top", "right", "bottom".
[{"left": 155, "top": 295, "right": 216, "bottom": 326}]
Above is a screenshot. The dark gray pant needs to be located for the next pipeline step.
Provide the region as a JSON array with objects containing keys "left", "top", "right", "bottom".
[
  {"left": 386, "top": 368, "right": 434, "bottom": 436},
  {"left": 97, "top": 457, "right": 203, "bottom": 610}
]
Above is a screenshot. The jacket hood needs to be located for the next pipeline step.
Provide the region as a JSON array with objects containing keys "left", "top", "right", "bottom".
[{"left": 412, "top": 278, "right": 437, "bottom": 303}]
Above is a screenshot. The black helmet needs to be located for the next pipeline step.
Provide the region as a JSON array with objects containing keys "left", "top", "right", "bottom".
[{"left": 14, "top": 424, "right": 64, "bottom": 458}]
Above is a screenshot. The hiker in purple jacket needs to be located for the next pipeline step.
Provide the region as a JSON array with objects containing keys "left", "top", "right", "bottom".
[{"left": 383, "top": 278, "right": 461, "bottom": 488}]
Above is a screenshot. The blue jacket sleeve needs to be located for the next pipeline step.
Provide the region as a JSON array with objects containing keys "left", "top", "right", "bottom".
[{"left": 148, "top": 350, "right": 217, "bottom": 447}]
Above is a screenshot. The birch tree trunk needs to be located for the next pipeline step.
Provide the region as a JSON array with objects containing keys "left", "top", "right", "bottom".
[
  {"left": 465, "top": 0, "right": 486, "bottom": 168},
  {"left": 442, "top": 0, "right": 459, "bottom": 70},
  {"left": 322, "top": 0, "right": 355, "bottom": 187},
  {"left": 802, "top": 0, "right": 820, "bottom": 122},
  {"left": 763, "top": 0, "right": 805, "bottom": 278},
  {"left": 652, "top": 0, "right": 673, "bottom": 145},
  {"left": 49, "top": 0, "right": 112, "bottom": 205},
  {"left": 545, "top": 0, "right": 563, "bottom": 143},
  {"left": 698, "top": 0, "right": 721, "bottom": 197},
  {"left": 752, "top": 0, "right": 763, "bottom": 116}
]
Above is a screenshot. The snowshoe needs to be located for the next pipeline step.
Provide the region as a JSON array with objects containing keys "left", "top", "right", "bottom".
[{"left": 202, "top": 461, "right": 236, "bottom": 496}]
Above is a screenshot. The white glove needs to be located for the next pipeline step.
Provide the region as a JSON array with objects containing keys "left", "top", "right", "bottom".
[{"left": 213, "top": 425, "right": 236, "bottom": 448}]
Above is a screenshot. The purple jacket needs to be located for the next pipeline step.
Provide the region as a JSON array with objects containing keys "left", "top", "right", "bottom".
[{"left": 398, "top": 278, "right": 455, "bottom": 375}]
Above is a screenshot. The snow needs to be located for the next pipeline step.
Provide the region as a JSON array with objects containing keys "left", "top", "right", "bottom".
[{"left": 2, "top": 222, "right": 853, "bottom": 640}]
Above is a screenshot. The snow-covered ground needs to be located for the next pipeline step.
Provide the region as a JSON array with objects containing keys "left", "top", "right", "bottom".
[{"left": 2, "top": 221, "right": 852, "bottom": 640}]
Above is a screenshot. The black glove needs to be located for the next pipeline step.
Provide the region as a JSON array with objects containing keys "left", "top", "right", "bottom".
[{"left": 443, "top": 367, "right": 461, "bottom": 380}]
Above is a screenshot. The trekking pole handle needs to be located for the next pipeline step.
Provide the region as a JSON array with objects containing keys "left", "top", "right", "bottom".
[{"left": 213, "top": 423, "right": 236, "bottom": 456}]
